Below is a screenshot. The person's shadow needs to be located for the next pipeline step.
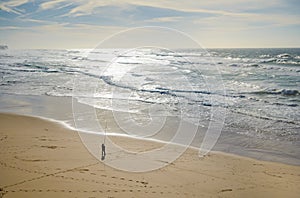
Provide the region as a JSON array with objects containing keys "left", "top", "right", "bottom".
[{"left": 101, "top": 143, "right": 106, "bottom": 160}]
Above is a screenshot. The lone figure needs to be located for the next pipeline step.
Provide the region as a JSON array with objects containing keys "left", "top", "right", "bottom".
[{"left": 101, "top": 143, "right": 106, "bottom": 160}]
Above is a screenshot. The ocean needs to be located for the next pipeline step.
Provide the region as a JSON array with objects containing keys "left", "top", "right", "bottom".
[{"left": 0, "top": 48, "right": 299, "bottom": 165}]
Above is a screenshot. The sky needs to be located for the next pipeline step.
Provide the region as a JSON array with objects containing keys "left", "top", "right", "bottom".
[{"left": 0, "top": 0, "right": 299, "bottom": 49}]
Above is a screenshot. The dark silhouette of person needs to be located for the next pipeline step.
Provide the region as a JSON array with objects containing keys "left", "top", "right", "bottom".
[{"left": 101, "top": 143, "right": 106, "bottom": 160}]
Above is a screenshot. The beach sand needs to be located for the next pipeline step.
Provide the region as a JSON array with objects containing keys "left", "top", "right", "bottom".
[{"left": 0, "top": 113, "right": 299, "bottom": 197}]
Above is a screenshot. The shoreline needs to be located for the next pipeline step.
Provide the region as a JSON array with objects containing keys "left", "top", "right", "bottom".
[
  {"left": 0, "top": 111, "right": 298, "bottom": 168},
  {"left": 0, "top": 112, "right": 300, "bottom": 197},
  {"left": 0, "top": 111, "right": 296, "bottom": 167},
  {"left": 0, "top": 93, "right": 299, "bottom": 166}
]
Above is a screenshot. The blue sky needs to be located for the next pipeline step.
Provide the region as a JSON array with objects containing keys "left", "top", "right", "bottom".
[{"left": 0, "top": 0, "right": 299, "bottom": 49}]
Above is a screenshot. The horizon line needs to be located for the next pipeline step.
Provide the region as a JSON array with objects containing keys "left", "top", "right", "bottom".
[{"left": 2, "top": 46, "right": 300, "bottom": 50}]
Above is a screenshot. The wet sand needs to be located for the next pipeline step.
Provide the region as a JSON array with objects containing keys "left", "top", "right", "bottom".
[{"left": 0, "top": 113, "right": 299, "bottom": 197}]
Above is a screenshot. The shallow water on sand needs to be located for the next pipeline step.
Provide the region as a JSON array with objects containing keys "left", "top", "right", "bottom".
[{"left": 0, "top": 94, "right": 299, "bottom": 165}]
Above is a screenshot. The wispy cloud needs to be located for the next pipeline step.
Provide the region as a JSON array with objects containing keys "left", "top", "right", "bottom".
[
  {"left": 0, "top": 0, "right": 31, "bottom": 14},
  {"left": 30, "top": 0, "right": 275, "bottom": 18},
  {"left": 1, "top": 0, "right": 299, "bottom": 48},
  {"left": 0, "top": 26, "right": 24, "bottom": 30},
  {"left": 67, "top": 1, "right": 113, "bottom": 17},
  {"left": 145, "top": 16, "right": 183, "bottom": 23},
  {"left": 193, "top": 12, "right": 300, "bottom": 31},
  {"left": 40, "top": 0, "right": 66, "bottom": 10}
]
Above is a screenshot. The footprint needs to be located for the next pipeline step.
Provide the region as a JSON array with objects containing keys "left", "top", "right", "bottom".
[
  {"left": 220, "top": 189, "right": 233, "bottom": 193},
  {"left": 41, "top": 145, "right": 58, "bottom": 149},
  {"left": 77, "top": 168, "right": 89, "bottom": 173}
]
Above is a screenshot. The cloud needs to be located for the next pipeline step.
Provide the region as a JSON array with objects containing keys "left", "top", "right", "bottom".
[
  {"left": 145, "top": 16, "right": 183, "bottom": 23},
  {"left": 0, "top": 26, "right": 23, "bottom": 30},
  {"left": 193, "top": 11, "right": 300, "bottom": 31},
  {"left": 39, "top": 0, "right": 118, "bottom": 16},
  {"left": 0, "top": 0, "right": 31, "bottom": 14},
  {"left": 40, "top": 0, "right": 76, "bottom": 10},
  {"left": 0, "top": 0, "right": 31, "bottom": 8},
  {"left": 1, "top": 0, "right": 299, "bottom": 48},
  {"left": 32, "top": 0, "right": 274, "bottom": 18},
  {"left": 67, "top": 1, "right": 109, "bottom": 17},
  {"left": 2, "top": 0, "right": 296, "bottom": 25}
]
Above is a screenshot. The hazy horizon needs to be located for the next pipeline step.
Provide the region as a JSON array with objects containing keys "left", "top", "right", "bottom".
[{"left": 1, "top": 46, "right": 300, "bottom": 50}]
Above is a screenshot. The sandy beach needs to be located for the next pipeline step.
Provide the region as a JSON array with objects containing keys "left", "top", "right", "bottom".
[{"left": 0, "top": 113, "right": 299, "bottom": 198}]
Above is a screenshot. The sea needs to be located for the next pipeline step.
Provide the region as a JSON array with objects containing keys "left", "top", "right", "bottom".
[{"left": 0, "top": 48, "right": 299, "bottom": 165}]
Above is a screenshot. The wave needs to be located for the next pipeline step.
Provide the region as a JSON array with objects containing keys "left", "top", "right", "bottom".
[
  {"left": 8, "top": 64, "right": 59, "bottom": 73},
  {"left": 0, "top": 54, "right": 13, "bottom": 58},
  {"left": 276, "top": 53, "right": 292, "bottom": 59},
  {"left": 259, "top": 54, "right": 271, "bottom": 58},
  {"left": 0, "top": 45, "right": 8, "bottom": 50},
  {"left": 117, "top": 61, "right": 141, "bottom": 65},
  {"left": 272, "top": 102, "right": 298, "bottom": 107},
  {"left": 229, "top": 108, "right": 299, "bottom": 126},
  {"left": 67, "top": 50, "right": 81, "bottom": 54},
  {"left": 245, "top": 89, "right": 299, "bottom": 96},
  {"left": 1, "top": 48, "right": 299, "bottom": 132},
  {"left": 227, "top": 63, "right": 261, "bottom": 68},
  {"left": 260, "top": 58, "right": 300, "bottom": 65},
  {"left": 7, "top": 62, "right": 79, "bottom": 74}
]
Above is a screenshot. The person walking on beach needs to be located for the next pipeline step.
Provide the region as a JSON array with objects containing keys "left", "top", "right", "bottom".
[{"left": 101, "top": 143, "right": 106, "bottom": 160}]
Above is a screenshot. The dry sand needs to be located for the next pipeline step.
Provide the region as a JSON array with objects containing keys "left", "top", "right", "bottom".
[{"left": 0, "top": 113, "right": 299, "bottom": 198}]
